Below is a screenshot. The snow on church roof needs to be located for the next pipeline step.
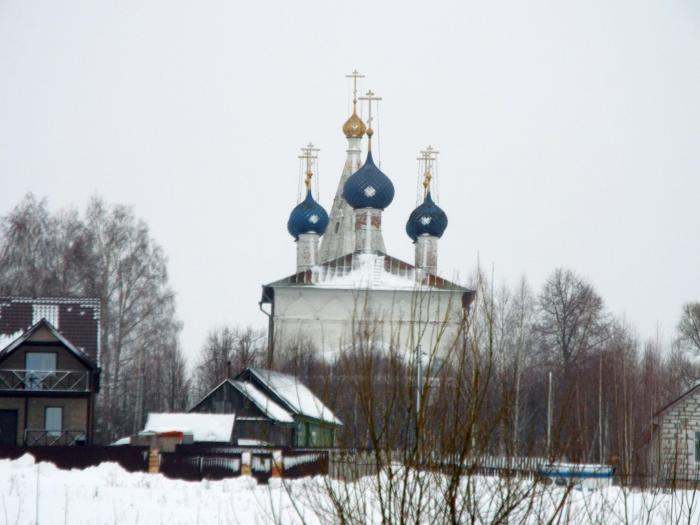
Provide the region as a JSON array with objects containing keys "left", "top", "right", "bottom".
[{"left": 264, "top": 252, "right": 468, "bottom": 292}]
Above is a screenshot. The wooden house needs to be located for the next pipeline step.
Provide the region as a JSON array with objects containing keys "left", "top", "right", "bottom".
[
  {"left": 0, "top": 298, "right": 100, "bottom": 446},
  {"left": 190, "top": 368, "right": 341, "bottom": 448}
]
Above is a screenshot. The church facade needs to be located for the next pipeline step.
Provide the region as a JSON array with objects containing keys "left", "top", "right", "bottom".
[{"left": 260, "top": 76, "right": 474, "bottom": 362}]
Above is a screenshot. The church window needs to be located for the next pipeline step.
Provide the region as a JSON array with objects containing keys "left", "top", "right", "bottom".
[{"left": 334, "top": 222, "right": 340, "bottom": 234}]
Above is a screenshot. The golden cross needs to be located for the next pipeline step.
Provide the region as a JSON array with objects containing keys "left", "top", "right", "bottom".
[
  {"left": 298, "top": 142, "right": 319, "bottom": 191},
  {"left": 358, "top": 89, "right": 382, "bottom": 149},
  {"left": 345, "top": 70, "right": 365, "bottom": 107},
  {"left": 417, "top": 145, "right": 439, "bottom": 196}
]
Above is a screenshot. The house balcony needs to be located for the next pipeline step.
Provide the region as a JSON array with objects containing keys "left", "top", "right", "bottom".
[
  {"left": 0, "top": 369, "right": 91, "bottom": 393},
  {"left": 23, "top": 429, "right": 87, "bottom": 446}
]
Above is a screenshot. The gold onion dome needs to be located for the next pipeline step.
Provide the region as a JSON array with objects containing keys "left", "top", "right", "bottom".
[{"left": 342, "top": 110, "right": 366, "bottom": 138}]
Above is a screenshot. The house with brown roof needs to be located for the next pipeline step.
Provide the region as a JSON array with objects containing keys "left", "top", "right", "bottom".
[{"left": 0, "top": 298, "right": 100, "bottom": 446}]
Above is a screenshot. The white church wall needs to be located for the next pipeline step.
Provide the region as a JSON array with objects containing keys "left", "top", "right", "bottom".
[{"left": 272, "top": 286, "right": 465, "bottom": 358}]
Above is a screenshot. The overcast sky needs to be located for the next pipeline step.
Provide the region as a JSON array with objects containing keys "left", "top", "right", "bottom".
[{"left": 1, "top": 0, "right": 698, "bottom": 362}]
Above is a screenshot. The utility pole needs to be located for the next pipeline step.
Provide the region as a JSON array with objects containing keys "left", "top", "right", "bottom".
[
  {"left": 416, "top": 344, "right": 423, "bottom": 416},
  {"left": 547, "top": 370, "right": 553, "bottom": 458}
]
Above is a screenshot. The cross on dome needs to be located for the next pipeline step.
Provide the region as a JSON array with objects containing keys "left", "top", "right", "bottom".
[
  {"left": 342, "top": 70, "right": 367, "bottom": 139},
  {"left": 418, "top": 145, "right": 440, "bottom": 197},
  {"left": 298, "top": 142, "right": 319, "bottom": 191},
  {"left": 358, "top": 89, "right": 382, "bottom": 150}
]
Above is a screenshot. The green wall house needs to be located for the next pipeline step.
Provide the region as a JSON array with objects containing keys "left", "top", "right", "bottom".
[{"left": 190, "top": 367, "right": 341, "bottom": 448}]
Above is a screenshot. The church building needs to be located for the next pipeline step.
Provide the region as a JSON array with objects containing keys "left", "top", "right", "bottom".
[{"left": 260, "top": 73, "right": 474, "bottom": 362}]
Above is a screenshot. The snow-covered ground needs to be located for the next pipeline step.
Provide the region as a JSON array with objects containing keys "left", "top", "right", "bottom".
[{"left": 1, "top": 454, "right": 700, "bottom": 524}]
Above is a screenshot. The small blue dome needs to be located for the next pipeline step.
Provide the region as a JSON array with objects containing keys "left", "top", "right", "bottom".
[
  {"left": 406, "top": 192, "right": 448, "bottom": 241},
  {"left": 287, "top": 190, "right": 329, "bottom": 240},
  {"left": 342, "top": 151, "right": 395, "bottom": 210}
]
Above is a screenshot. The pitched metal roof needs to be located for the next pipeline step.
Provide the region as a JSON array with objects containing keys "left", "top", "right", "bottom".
[
  {"left": 263, "top": 252, "right": 470, "bottom": 293},
  {"left": 0, "top": 297, "right": 100, "bottom": 365},
  {"left": 242, "top": 368, "right": 342, "bottom": 426},
  {"left": 0, "top": 318, "right": 98, "bottom": 369}
]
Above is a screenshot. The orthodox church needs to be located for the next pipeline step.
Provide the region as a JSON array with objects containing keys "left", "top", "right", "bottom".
[{"left": 260, "top": 73, "right": 474, "bottom": 362}]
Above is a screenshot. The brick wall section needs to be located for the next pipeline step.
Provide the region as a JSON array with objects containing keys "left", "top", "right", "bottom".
[{"left": 656, "top": 388, "right": 700, "bottom": 482}]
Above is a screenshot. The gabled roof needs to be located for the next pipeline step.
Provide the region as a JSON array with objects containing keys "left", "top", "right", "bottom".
[
  {"left": 189, "top": 377, "right": 294, "bottom": 424},
  {"left": 241, "top": 368, "right": 342, "bottom": 426},
  {"left": 0, "top": 318, "right": 97, "bottom": 369},
  {"left": 654, "top": 381, "right": 700, "bottom": 417},
  {"left": 263, "top": 252, "right": 469, "bottom": 293},
  {"left": 0, "top": 296, "right": 100, "bottom": 365},
  {"left": 229, "top": 380, "right": 294, "bottom": 423}
]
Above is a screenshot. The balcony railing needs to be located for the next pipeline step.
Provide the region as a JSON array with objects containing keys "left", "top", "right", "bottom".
[
  {"left": 0, "top": 369, "right": 91, "bottom": 392},
  {"left": 24, "top": 429, "right": 87, "bottom": 446}
]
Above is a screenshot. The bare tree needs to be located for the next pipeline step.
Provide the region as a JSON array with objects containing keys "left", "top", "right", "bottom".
[
  {"left": 678, "top": 302, "right": 700, "bottom": 355},
  {"left": 0, "top": 194, "right": 187, "bottom": 441},
  {"left": 192, "top": 325, "right": 265, "bottom": 398},
  {"left": 535, "top": 268, "right": 609, "bottom": 365}
]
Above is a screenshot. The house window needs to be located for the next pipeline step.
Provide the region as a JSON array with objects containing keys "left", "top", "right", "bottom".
[
  {"left": 26, "top": 352, "right": 57, "bottom": 371},
  {"left": 25, "top": 353, "right": 57, "bottom": 390},
  {"left": 309, "top": 424, "right": 319, "bottom": 447},
  {"left": 695, "top": 432, "right": 700, "bottom": 463},
  {"left": 45, "top": 407, "right": 63, "bottom": 435},
  {"left": 296, "top": 421, "right": 307, "bottom": 447}
]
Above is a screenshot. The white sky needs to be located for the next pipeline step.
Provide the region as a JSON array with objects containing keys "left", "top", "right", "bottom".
[{"left": 1, "top": 1, "right": 699, "bottom": 363}]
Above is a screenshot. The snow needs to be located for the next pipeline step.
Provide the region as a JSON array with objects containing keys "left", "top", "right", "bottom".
[
  {"left": 2, "top": 455, "right": 700, "bottom": 524},
  {"left": 251, "top": 369, "right": 342, "bottom": 425},
  {"left": 231, "top": 380, "right": 295, "bottom": 423},
  {"left": 310, "top": 253, "right": 420, "bottom": 290},
  {"left": 238, "top": 438, "right": 271, "bottom": 446},
  {"left": 111, "top": 436, "right": 131, "bottom": 446},
  {"left": 0, "top": 329, "right": 23, "bottom": 351},
  {"left": 143, "top": 413, "right": 235, "bottom": 442}
]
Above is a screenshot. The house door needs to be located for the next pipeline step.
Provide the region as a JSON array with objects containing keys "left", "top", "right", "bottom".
[{"left": 0, "top": 410, "right": 18, "bottom": 446}]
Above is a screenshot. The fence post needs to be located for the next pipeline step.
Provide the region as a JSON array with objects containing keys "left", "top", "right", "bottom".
[
  {"left": 271, "top": 450, "right": 283, "bottom": 478},
  {"left": 148, "top": 447, "right": 160, "bottom": 474},
  {"left": 241, "top": 451, "right": 251, "bottom": 476}
]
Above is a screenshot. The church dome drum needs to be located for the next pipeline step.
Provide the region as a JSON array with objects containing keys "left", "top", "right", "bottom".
[
  {"left": 342, "top": 151, "right": 395, "bottom": 210},
  {"left": 287, "top": 190, "right": 329, "bottom": 240},
  {"left": 406, "top": 191, "right": 448, "bottom": 241}
]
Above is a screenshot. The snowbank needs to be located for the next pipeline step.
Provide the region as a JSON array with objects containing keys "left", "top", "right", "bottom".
[{"left": 1, "top": 454, "right": 700, "bottom": 524}]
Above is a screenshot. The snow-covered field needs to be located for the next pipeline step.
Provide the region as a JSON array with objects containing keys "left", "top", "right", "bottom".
[{"left": 1, "top": 454, "right": 700, "bottom": 524}]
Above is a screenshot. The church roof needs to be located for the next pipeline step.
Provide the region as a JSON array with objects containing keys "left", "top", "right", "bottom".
[{"left": 263, "top": 252, "right": 469, "bottom": 293}]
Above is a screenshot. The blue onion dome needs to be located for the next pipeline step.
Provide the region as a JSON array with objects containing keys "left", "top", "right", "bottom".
[
  {"left": 287, "top": 190, "right": 329, "bottom": 240},
  {"left": 406, "top": 191, "right": 448, "bottom": 241},
  {"left": 342, "top": 151, "right": 395, "bottom": 210}
]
